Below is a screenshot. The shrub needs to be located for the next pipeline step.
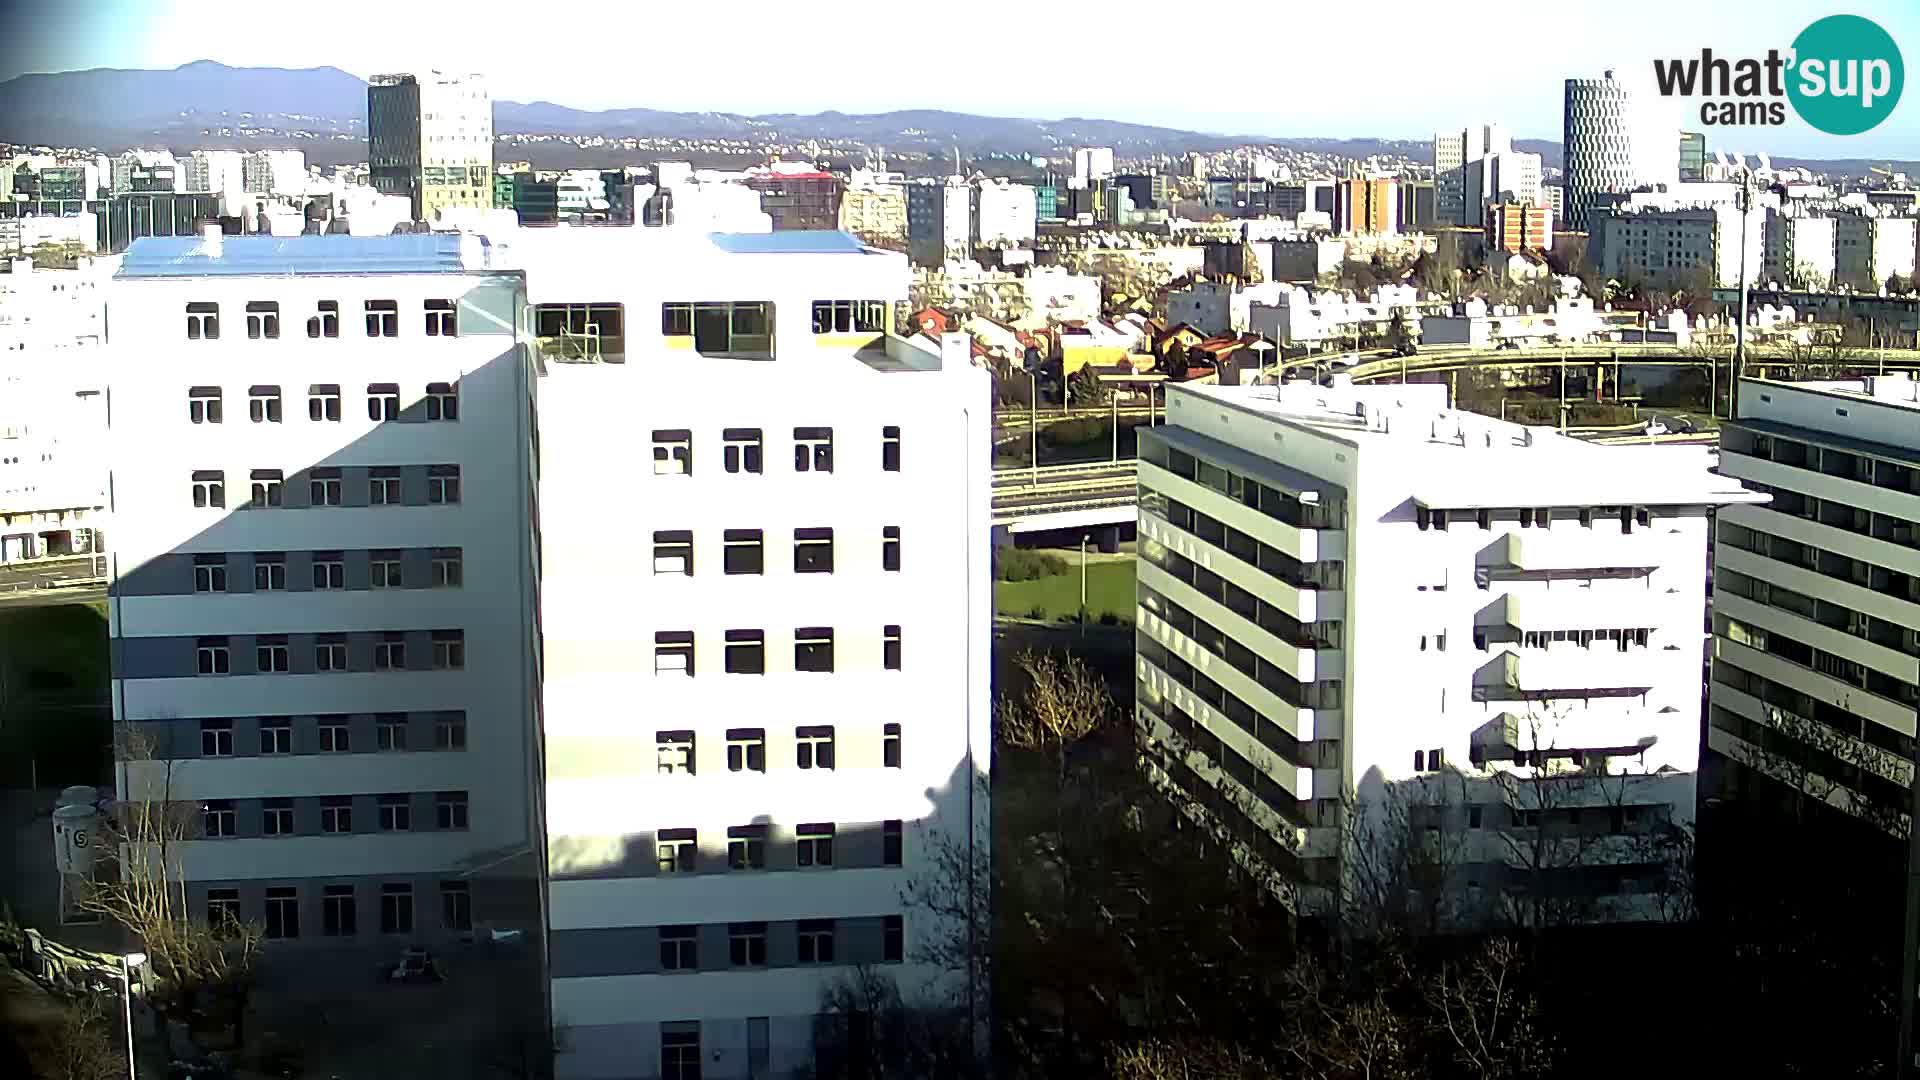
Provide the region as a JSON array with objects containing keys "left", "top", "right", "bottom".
[
  {"left": 995, "top": 547, "right": 1068, "bottom": 582},
  {"left": 1042, "top": 418, "right": 1109, "bottom": 447},
  {"left": 1025, "top": 605, "right": 1047, "bottom": 620},
  {"left": 1098, "top": 612, "right": 1121, "bottom": 626}
]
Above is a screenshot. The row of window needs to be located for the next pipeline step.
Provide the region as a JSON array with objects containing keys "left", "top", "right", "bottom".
[
  {"left": 654, "top": 627, "right": 901, "bottom": 676},
  {"left": 190, "top": 465, "right": 461, "bottom": 509},
  {"left": 1416, "top": 505, "right": 1657, "bottom": 532},
  {"left": 653, "top": 821, "right": 904, "bottom": 873},
  {"left": 195, "top": 630, "right": 465, "bottom": 675},
  {"left": 199, "top": 713, "right": 465, "bottom": 756},
  {"left": 188, "top": 383, "right": 458, "bottom": 425},
  {"left": 201, "top": 791, "right": 469, "bottom": 838},
  {"left": 1142, "top": 438, "right": 1346, "bottom": 530},
  {"left": 185, "top": 299, "right": 458, "bottom": 342},
  {"left": 652, "top": 426, "right": 902, "bottom": 476},
  {"left": 211, "top": 880, "right": 471, "bottom": 940},
  {"left": 195, "top": 549, "right": 462, "bottom": 592},
  {"left": 1139, "top": 492, "right": 1346, "bottom": 592},
  {"left": 651, "top": 528, "right": 901, "bottom": 577},
  {"left": 653, "top": 724, "right": 902, "bottom": 774},
  {"left": 655, "top": 916, "right": 906, "bottom": 981}
]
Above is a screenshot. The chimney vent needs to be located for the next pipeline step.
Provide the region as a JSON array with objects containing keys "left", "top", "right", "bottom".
[{"left": 198, "top": 221, "right": 222, "bottom": 259}]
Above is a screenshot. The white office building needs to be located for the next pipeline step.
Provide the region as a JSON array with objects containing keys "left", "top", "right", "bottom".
[
  {"left": 105, "top": 231, "right": 546, "bottom": 952},
  {"left": 505, "top": 227, "right": 991, "bottom": 1078},
  {"left": 1764, "top": 210, "right": 1838, "bottom": 289},
  {"left": 1134, "top": 380, "right": 1762, "bottom": 922},
  {"left": 1834, "top": 212, "right": 1919, "bottom": 293},
  {"left": 973, "top": 179, "right": 1036, "bottom": 248},
  {"left": 241, "top": 150, "right": 309, "bottom": 199},
  {"left": 1709, "top": 375, "right": 1920, "bottom": 834},
  {"left": 181, "top": 150, "right": 248, "bottom": 198},
  {"left": 1563, "top": 70, "right": 1679, "bottom": 231}
]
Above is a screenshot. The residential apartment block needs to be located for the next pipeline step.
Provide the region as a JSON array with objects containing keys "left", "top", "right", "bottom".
[
  {"left": 105, "top": 231, "right": 546, "bottom": 951},
  {"left": 1134, "top": 381, "right": 1761, "bottom": 923},
  {"left": 1708, "top": 375, "right": 1920, "bottom": 835}
]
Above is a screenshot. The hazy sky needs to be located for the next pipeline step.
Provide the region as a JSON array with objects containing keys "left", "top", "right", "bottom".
[{"left": 3, "top": 0, "right": 1915, "bottom": 158}]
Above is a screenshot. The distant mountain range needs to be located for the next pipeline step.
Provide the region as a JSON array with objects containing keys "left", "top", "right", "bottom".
[{"left": 0, "top": 61, "right": 1909, "bottom": 177}]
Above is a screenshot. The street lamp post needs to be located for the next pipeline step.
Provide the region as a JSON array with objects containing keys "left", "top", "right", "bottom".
[
  {"left": 1079, "top": 534, "right": 1090, "bottom": 637},
  {"left": 121, "top": 951, "right": 146, "bottom": 1080}
]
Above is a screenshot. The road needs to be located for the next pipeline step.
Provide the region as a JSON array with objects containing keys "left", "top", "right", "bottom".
[{"left": 0, "top": 559, "right": 106, "bottom": 608}]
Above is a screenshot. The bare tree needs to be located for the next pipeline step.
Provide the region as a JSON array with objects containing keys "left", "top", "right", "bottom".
[
  {"left": 998, "top": 651, "right": 1114, "bottom": 782},
  {"left": 21, "top": 992, "right": 123, "bottom": 1080},
  {"left": 1107, "top": 1036, "right": 1271, "bottom": 1080},
  {"left": 1423, "top": 938, "right": 1556, "bottom": 1079}
]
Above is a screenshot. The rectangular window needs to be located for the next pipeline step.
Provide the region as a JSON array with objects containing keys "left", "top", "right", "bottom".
[
  {"left": 797, "top": 919, "right": 836, "bottom": 964},
  {"left": 425, "top": 381, "right": 459, "bottom": 420},
  {"left": 308, "top": 384, "right": 342, "bottom": 422},
  {"left": 200, "top": 718, "right": 233, "bottom": 757},
  {"left": 728, "top": 923, "right": 768, "bottom": 967},
  {"left": 245, "top": 300, "right": 280, "bottom": 340},
  {"left": 307, "top": 300, "right": 340, "bottom": 339},
  {"left": 322, "top": 885, "right": 356, "bottom": 936},
  {"left": 883, "top": 722, "right": 902, "bottom": 767},
  {"left": 440, "top": 881, "right": 471, "bottom": 931},
  {"left": 315, "top": 636, "right": 348, "bottom": 671},
  {"left": 318, "top": 716, "right": 350, "bottom": 752},
  {"left": 188, "top": 386, "right": 223, "bottom": 424},
  {"left": 369, "top": 466, "right": 402, "bottom": 506},
  {"left": 728, "top": 824, "right": 768, "bottom": 870},
  {"left": 435, "top": 712, "right": 467, "bottom": 750},
  {"left": 883, "top": 915, "right": 904, "bottom": 963},
  {"left": 883, "top": 820, "right": 904, "bottom": 866},
  {"left": 812, "top": 300, "right": 855, "bottom": 333},
  {"left": 724, "top": 530, "right": 764, "bottom": 575},
  {"left": 427, "top": 465, "right": 460, "bottom": 504},
  {"left": 796, "top": 725, "right": 835, "bottom": 769},
  {"left": 653, "top": 530, "right": 693, "bottom": 576},
  {"left": 432, "top": 630, "right": 465, "bottom": 670},
  {"left": 723, "top": 428, "right": 763, "bottom": 474},
  {"left": 726, "top": 728, "right": 767, "bottom": 773},
  {"left": 368, "top": 383, "right": 400, "bottom": 421},
  {"left": 660, "top": 925, "right": 698, "bottom": 970},
  {"left": 656, "top": 827, "right": 696, "bottom": 873},
  {"left": 310, "top": 468, "right": 343, "bottom": 506},
  {"left": 207, "top": 889, "right": 241, "bottom": 928},
  {"left": 882, "top": 526, "right": 902, "bottom": 572},
  {"left": 196, "top": 637, "right": 231, "bottom": 675},
  {"left": 794, "top": 426, "right": 833, "bottom": 472},
  {"left": 424, "top": 299, "right": 457, "bottom": 337},
  {"left": 321, "top": 796, "right": 352, "bottom": 833},
  {"left": 435, "top": 791, "right": 469, "bottom": 830},
  {"left": 724, "top": 630, "right": 765, "bottom": 675},
  {"left": 882, "top": 425, "right": 901, "bottom": 472},
  {"left": 374, "top": 634, "right": 406, "bottom": 671},
  {"left": 365, "top": 300, "right": 399, "bottom": 338},
  {"left": 248, "top": 385, "right": 282, "bottom": 424},
  {"left": 795, "top": 628, "right": 835, "bottom": 673},
  {"left": 691, "top": 300, "right": 773, "bottom": 357},
  {"left": 262, "top": 798, "right": 294, "bottom": 836},
  {"left": 380, "top": 883, "right": 413, "bottom": 934},
  {"left": 662, "top": 1027, "right": 702, "bottom": 1080},
  {"left": 258, "top": 716, "right": 292, "bottom": 753},
  {"left": 370, "top": 551, "right": 402, "bottom": 588},
  {"left": 185, "top": 301, "right": 219, "bottom": 341},
  {"left": 378, "top": 794, "right": 412, "bottom": 832},
  {"left": 652, "top": 429, "right": 692, "bottom": 476},
  {"left": 193, "top": 554, "right": 227, "bottom": 593},
  {"left": 249, "top": 469, "right": 283, "bottom": 508},
  {"left": 256, "top": 637, "right": 289, "bottom": 674},
  {"left": 377, "top": 714, "right": 408, "bottom": 751},
  {"left": 264, "top": 887, "right": 298, "bottom": 939},
  {"left": 191, "top": 470, "right": 225, "bottom": 509},
  {"left": 797, "top": 823, "right": 836, "bottom": 867},
  {"left": 794, "top": 528, "right": 834, "bottom": 573},
  {"left": 661, "top": 302, "right": 693, "bottom": 336},
  {"left": 1476, "top": 508, "right": 1492, "bottom": 530},
  {"left": 657, "top": 730, "right": 696, "bottom": 775},
  {"left": 312, "top": 552, "right": 345, "bottom": 590},
  {"left": 655, "top": 631, "right": 695, "bottom": 675},
  {"left": 203, "top": 800, "right": 236, "bottom": 837},
  {"left": 431, "top": 548, "right": 463, "bottom": 587}
]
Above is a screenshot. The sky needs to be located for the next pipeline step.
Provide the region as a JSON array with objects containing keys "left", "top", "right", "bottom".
[{"left": 1, "top": 0, "right": 1916, "bottom": 159}]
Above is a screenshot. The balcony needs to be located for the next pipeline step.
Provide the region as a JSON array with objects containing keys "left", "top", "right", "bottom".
[
  {"left": 1139, "top": 507, "right": 1342, "bottom": 624},
  {"left": 1140, "top": 557, "right": 1329, "bottom": 682},
  {"left": 1139, "top": 459, "right": 1343, "bottom": 564},
  {"left": 1470, "top": 649, "right": 1655, "bottom": 703},
  {"left": 1483, "top": 530, "right": 1661, "bottom": 578}
]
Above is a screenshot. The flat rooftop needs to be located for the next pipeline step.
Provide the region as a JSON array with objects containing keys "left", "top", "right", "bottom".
[
  {"left": 1176, "top": 381, "right": 1767, "bottom": 509},
  {"left": 116, "top": 234, "right": 491, "bottom": 278},
  {"left": 1744, "top": 374, "right": 1920, "bottom": 415}
]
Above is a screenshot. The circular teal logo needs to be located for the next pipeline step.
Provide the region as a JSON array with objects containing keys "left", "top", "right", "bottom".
[{"left": 1788, "top": 15, "right": 1904, "bottom": 135}]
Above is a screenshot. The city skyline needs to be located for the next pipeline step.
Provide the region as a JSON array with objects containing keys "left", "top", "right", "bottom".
[{"left": 0, "top": 0, "right": 1914, "bottom": 159}]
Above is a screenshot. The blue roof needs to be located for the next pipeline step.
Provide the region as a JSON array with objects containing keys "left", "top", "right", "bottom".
[
  {"left": 116, "top": 234, "right": 486, "bottom": 279},
  {"left": 708, "top": 231, "right": 871, "bottom": 255}
]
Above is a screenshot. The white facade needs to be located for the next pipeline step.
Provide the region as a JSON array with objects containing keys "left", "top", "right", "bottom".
[
  {"left": 1711, "top": 375, "right": 1920, "bottom": 833},
  {"left": 1834, "top": 213, "right": 1918, "bottom": 292},
  {"left": 1136, "top": 381, "right": 1763, "bottom": 920},
  {"left": 1420, "top": 299, "right": 1603, "bottom": 348},
  {"left": 1462, "top": 151, "right": 1544, "bottom": 217},
  {"left": 1248, "top": 285, "right": 1420, "bottom": 347},
  {"left": 973, "top": 179, "right": 1036, "bottom": 247},
  {"left": 104, "top": 233, "right": 545, "bottom": 951},
  {"left": 505, "top": 227, "right": 992, "bottom": 1078},
  {"left": 1563, "top": 71, "right": 1677, "bottom": 231},
  {"left": 241, "top": 150, "right": 309, "bottom": 199},
  {"left": 1764, "top": 211, "right": 1838, "bottom": 289},
  {"left": 1594, "top": 201, "right": 1765, "bottom": 289},
  {"left": 1167, "top": 281, "right": 1289, "bottom": 337},
  {"left": 1074, "top": 147, "right": 1115, "bottom": 185},
  {"left": 1, "top": 257, "right": 113, "bottom": 554},
  {"left": 182, "top": 151, "right": 247, "bottom": 197}
]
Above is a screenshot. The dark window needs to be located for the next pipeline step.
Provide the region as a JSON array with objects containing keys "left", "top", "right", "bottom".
[
  {"left": 882, "top": 526, "right": 901, "bottom": 571},
  {"left": 186, "top": 301, "right": 219, "bottom": 341},
  {"left": 322, "top": 885, "right": 356, "bottom": 936},
  {"left": 794, "top": 426, "right": 833, "bottom": 472},
  {"left": 883, "top": 721, "right": 902, "bottom": 767},
  {"left": 379, "top": 883, "right": 413, "bottom": 933},
  {"left": 425, "top": 381, "right": 459, "bottom": 420},
  {"left": 883, "top": 820, "right": 904, "bottom": 866},
  {"left": 727, "top": 824, "right": 768, "bottom": 869},
  {"left": 440, "top": 881, "right": 471, "bottom": 931},
  {"left": 365, "top": 299, "right": 399, "bottom": 337},
  {"left": 723, "top": 428, "right": 763, "bottom": 474},
  {"left": 424, "top": 299, "right": 457, "bottom": 337},
  {"left": 794, "top": 528, "right": 834, "bottom": 573},
  {"left": 724, "top": 630, "right": 766, "bottom": 675},
  {"left": 659, "top": 925, "right": 697, "bottom": 970},
  {"left": 797, "top": 823, "right": 835, "bottom": 867},
  {"left": 307, "top": 301, "right": 340, "bottom": 339},
  {"left": 883, "top": 915, "right": 904, "bottom": 963},
  {"left": 797, "top": 919, "right": 836, "bottom": 964},
  {"left": 729, "top": 922, "right": 768, "bottom": 967},
  {"left": 368, "top": 383, "right": 400, "bottom": 421},
  {"left": 724, "top": 529, "right": 764, "bottom": 575},
  {"left": 795, "top": 628, "right": 835, "bottom": 673},
  {"left": 308, "top": 384, "right": 342, "bottom": 422},
  {"left": 191, "top": 470, "right": 225, "bottom": 509},
  {"left": 796, "top": 725, "right": 835, "bottom": 769},
  {"left": 264, "top": 887, "right": 298, "bottom": 939},
  {"left": 245, "top": 301, "right": 280, "bottom": 340},
  {"left": 661, "top": 302, "right": 693, "bottom": 336},
  {"left": 188, "top": 386, "right": 223, "bottom": 424},
  {"left": 249, "top": 469, "right": 284, "bottom": 508},
  {"left": 193, "top": 554, "right": 227, "bottom": 593},
  {"left": 882, "top": 426, "right": 901, "bottom": 472},
  {"left": 436, "top": 791, "right": 469, "bottom": 830},
  {"left": 884, "top": 625, "right": 902, "bottom": 671},
  {"left": 726, "top": 728, "right": 767, "bottom": 772}
]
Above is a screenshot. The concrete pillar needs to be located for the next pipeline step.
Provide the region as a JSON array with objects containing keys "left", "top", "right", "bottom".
[
  {"left": 1097, "top": 525, "right": 1121, "bottom": 555},
  {"left": 990, "top": 525, "right": 1012, "bottom": 550}
]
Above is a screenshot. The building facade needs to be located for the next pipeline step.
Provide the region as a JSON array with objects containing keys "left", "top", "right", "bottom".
[
  {"left": 1487, "top": 203, "right": 1553, "bottom": 254},
  {"left": 743, "top": 170, "right": 843, "bottom": 232},
  {"left": 1679, "top": 132, "right": 1706, "bottom": 183},
  {"left": 1135, "top": 381, "right": 1761, "bottom": 923},
  {"left": 905, "top": 181, "right": 971, "bottom": 269},
  {"left": 973, "top": 180, "right": 1036, "bottom": 247},
  {"left": 1708, "top": 374, "right": 1920, "bottom": 836},
  {"left": 1334, "top": 179, "right": 1398, "bottom": 236},
  {"left": 1563, "top": 71, "right": 1676, "bottom": 232},
  {"left": 369, "top": 72, "right": 494, "bottom": 223},
  {"left": 1834, "top": 213, "right": 1919, "bottom": 293}
]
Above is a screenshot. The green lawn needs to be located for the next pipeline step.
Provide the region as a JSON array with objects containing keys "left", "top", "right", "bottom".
[{"left": 995, "top": 562, "right": 1137, "bottom": 621}]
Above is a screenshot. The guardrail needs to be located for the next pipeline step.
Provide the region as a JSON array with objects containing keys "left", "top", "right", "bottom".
[
  {"left": 0, "top": 574, "right": 107, "bottom": 595},
  {"left": 993, "top": 460, "right": 1138, "bottom": 483}
]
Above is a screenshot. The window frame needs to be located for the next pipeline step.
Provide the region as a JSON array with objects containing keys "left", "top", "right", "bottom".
[{"left": 795, "top": 724, "right": 836, "bottom": 769}]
